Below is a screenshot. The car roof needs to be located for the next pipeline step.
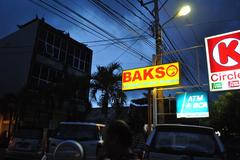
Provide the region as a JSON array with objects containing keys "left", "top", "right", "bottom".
[
  {"left": 155, "top": 124, "right": 214, "bottom": 134},
  {"left": 59, "top": 122, "right": 106, "bottom": 127}
]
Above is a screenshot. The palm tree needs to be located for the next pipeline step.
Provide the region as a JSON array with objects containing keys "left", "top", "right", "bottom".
[{"left": 90, "top": 62, "right": 126, "bottom": 118}]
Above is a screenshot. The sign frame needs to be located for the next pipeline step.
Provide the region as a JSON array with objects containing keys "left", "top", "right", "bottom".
[
  {"left": 205, "top": 30, "right": 240, "bottom": 92},
  {"left": 122, "top": 62, "right": 180, "bottom": 91},
  {"left": 176, "top": 91, "right": 209, "bottom": 118}
]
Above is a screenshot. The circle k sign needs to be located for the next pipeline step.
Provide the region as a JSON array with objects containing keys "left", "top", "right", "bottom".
[{"left": 205, "top": 30, "right": 240, "bottom": 91}]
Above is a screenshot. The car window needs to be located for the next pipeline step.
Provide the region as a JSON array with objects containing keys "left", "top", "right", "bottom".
[
  {"left": 150, "top": 131, "right": 217, "bottom": 155},
  {"left": 53, "top": 124, "right": 99, "bottom": 141},
  {"left": 14, "top": 129, "right": 43, "bottom": 139}
]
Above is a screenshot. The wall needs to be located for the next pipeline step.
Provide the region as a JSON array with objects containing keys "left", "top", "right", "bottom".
[{"left": 0, "top": 21, "right": 39, "bottom": 96}]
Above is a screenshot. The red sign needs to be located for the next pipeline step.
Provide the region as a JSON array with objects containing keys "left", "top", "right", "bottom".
[
  {"left": 205, "top": 30, "right": 240, "bottom": 91},
  {"left": 206, "top": 31, "right": 240, "bottom": 72}
]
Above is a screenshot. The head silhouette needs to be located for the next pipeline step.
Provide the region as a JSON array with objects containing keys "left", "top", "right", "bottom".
[{"left": 104, "top": 120, "right": 133, "bottom": 158}]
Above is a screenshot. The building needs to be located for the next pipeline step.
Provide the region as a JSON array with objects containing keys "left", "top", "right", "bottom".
[{"left": 0, "top": 17, "right": 93, "bottom": 132}]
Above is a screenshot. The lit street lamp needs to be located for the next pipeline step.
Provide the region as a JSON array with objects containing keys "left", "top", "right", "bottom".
[{"left": 162, "top": 5, "right": 191, "bottom": 27}]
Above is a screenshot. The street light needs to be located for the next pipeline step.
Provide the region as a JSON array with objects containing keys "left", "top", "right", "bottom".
[
  {"left": 152, "top": 2, "right": 191, "bottom": 127},
  {"left": 177, "top": 5, "right": 191, "bottom": 17},
  {"left": 162, "top": 5, "right": 191, "bottom": 27}
]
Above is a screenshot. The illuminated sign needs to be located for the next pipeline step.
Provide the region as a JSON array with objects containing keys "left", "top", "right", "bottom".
[
  {"left": 205, "top": 30, "right": 240, "bottom": 91},
  {"left": 122, "top": 62, "right": 179, "bottom": 91},
  {"left": 176, "top": 92, "right": 209, "bottom": 118}
]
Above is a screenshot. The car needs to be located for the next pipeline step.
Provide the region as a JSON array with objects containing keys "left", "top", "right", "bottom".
[
  {"left": 47, "top": 122, "right": 105, "bottom": 160},
  {"left": 143, "top": 124, "right": 226, "bottom": 160},
  {"left": 5, "top": 128, "right": 44, "bottom": 160}
]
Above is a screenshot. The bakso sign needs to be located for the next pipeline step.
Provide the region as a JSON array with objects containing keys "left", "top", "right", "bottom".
[
  {"left": 176, "top": 92, "right": 209, "bottom": 118},
  {"left": 205, "top": 30, "right": 240, "bottom": 91},
  {"left": 122, "top": 62, "right": 179, "bottom": 91}
]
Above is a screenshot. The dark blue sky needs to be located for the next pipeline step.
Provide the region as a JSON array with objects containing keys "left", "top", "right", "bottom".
[{"left": 1, "top": 0, "right": 240, "bottom": 104}]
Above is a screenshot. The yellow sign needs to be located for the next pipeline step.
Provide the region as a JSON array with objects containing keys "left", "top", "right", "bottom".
[{"left": 122, "top": 62, "right": 180, "bottom": 91}]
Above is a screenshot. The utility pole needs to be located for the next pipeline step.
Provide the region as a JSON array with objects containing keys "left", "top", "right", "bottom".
[
  {"left": 138, "top": 0, "right": 166, "bottom": 127},
  {"left": 153, "top": 0, "right": 164, "bottom": 124},
  {"left": 139, "top": 0, "right": 191, "bottom": 127}
]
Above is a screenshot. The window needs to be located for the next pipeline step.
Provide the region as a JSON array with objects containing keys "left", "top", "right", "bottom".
[
  {"left": 46, "top": 44, "right": 53, "bottom": 56},
  {"left": 80, "top": 61, "right": 84, "bottom": 70},
  {"left": 60, "top": 50, "right": 66, "bottom": 62},
  {"left": 55, "top": 36, "right": 61, "bottom": 47},
  {"left": 54, "top": 124, "right": 99, "bottom": 141},
  {"left": 68, "top": 45, "right": 91, "bottom": 72},
  {"left": 61, "top": 39, "right": 67, "bottom": 51},
  {"left": 80, "top": 51, "right": 86, "bottom": 61},
  {"left": 53, "top": 47, "right": 60, "bottom": 60},
  {"left": 31, "top": 64, "right": 64, "bottom": 89},
  {"left": 151, "top": 131, "right": 217, "bottom": 155},
  {"left": 40, "top": 65, "right": 49, "bottom": 80},
  {"left": 37, "top": 40, "right": 45, "bottom": 54},
  {"left": 86, "top": 53, "right": 91, "bottom": 63},
  {"left": 39, "top": 29, "right": 47, "bottom": 41},
  {"left": 47, "top": 32, "right": 54, "bottom": 44},
  {"left": 85, "top": 63, "right": 90, "bottom": 72},
  {"left": 73, "top": 58, "right": 79, "bottom": 68},
  {"left": 38, "top": 31, "right": 65, "bottom": 61}
]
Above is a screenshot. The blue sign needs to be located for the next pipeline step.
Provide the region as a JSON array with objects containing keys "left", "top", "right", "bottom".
[{"left": 176, "top": 92, "right": 209, "bottom": 118}]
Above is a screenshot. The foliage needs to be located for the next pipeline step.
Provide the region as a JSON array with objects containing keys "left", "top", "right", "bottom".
[
  {"left": 210, "top": 91, "right": 240, "bottom": 135},
  {"left": 90, "top": 62, "right": 126, "bottom": 117}
]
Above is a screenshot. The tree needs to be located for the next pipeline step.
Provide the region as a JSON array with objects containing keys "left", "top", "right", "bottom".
[
  {"left": 90, "top": 62, "right": 126, "bottom": 118},
  {"left": 210, "top": 91, "right": 240, "bottom": 135}
]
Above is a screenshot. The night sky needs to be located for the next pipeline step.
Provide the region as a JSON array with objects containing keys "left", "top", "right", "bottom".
[{"left": 1, "top": 0, "right": 240, "bottom": 105}]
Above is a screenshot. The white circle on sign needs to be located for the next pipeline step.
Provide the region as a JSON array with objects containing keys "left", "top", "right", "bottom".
[{"left": 213, "top": 38, "right": 240, "bottom": 67}]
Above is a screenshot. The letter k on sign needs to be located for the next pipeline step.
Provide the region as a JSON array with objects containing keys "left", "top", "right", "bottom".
[{"left": 205, "top": 30, "right": 240, "bottom": 73}]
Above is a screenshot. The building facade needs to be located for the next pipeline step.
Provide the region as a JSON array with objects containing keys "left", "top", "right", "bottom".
[{"left": 0, "top": 17, "right": 93, "bottom": 131}]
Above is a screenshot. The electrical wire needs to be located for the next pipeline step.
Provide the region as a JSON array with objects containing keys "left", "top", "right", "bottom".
[
  {"left": 90, "top": 0, "right": 155, "bottom": 49},
  {"left": 34, "top": 0, "right": 152, "bottom": 63},
  {"left": 52, "top": 0, "right": 151, "bottom": 62},
  {"left": 114, "top": 0, "right": 151, "bottom": 27}
]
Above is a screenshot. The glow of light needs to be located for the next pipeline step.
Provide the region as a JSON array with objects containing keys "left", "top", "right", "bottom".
[{"left": 177, "top": 5, "right": 191, "bottom": 17}]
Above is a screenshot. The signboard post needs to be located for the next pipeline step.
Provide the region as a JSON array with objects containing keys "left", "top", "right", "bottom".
[
  {"left": 205, "top": 30, "right": 240, "bottom": 91},
  {"left": 176, "top": 92, "right": 209, "bottom": 118}
]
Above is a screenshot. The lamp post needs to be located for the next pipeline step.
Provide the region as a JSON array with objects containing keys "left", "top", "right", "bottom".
[{"left": 152, "top": 1, "right": 191, "bottom": 126}]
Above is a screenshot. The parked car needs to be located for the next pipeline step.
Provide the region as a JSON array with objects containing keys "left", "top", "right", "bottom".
[
  {"left": 47, "top": 122, "right": 105, "bottom": 160},
  {"left": 5, "top": 128, "right": 44, "bottom": 159},
  {"left": 143, "top": 124, "right": 226, "bottom": 160}
]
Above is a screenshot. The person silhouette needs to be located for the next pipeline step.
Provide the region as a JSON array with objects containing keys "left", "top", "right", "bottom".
[{"left": 99, "top": 120, "right": 139, "bottom": 160}]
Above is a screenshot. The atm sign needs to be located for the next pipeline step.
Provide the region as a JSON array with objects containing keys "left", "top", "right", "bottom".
[{"left": 122, "top": 62, "right": 179, "bottom": 91}]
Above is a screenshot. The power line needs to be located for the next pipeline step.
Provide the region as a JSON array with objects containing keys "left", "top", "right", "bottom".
[
  {"left": 114, "top": 0, "right": 151, "bottom": 26},
  {"left": 126, "top": 0, "right": 153, "bottom": 22},
  {"left": 112, "top": 38, "right": 140, "bottom": 62},
  {"left": 82, "top": 35, "right": 150, "bottom": 44},
  {"left": 90, "top": 0, "right": 155, "bottom": 49},
  {"left": 158, "top": 2, "right": 202, "bottom": 89},
  {"left": 88, "top": 37, "right": 147, "bottom": 47},
  {"left": 136, "top": 0, "right": 201, "bottom": 88},
  {"left": 52, "top": 0, "right": 151, "bottom": 62},
  {"left": 35, "top": 0, "right": 151, "bottom": 63},
  {"left": 30, "top": 0, "right": 106, "bottom": 40}
]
